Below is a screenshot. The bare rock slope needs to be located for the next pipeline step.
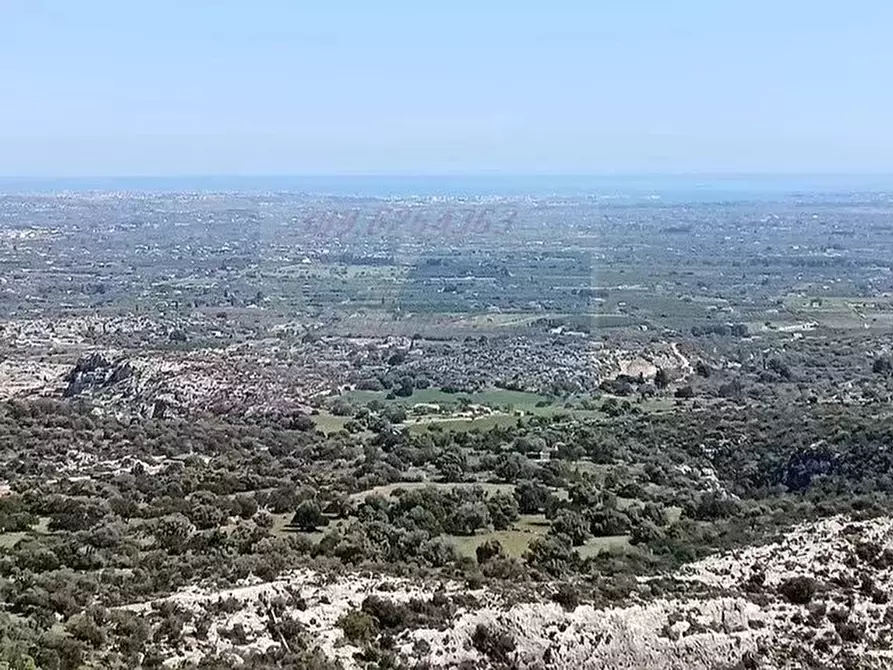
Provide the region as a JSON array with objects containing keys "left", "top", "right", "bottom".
[{"left": 122, "top": 515, "right": 893, "bottom": 668}]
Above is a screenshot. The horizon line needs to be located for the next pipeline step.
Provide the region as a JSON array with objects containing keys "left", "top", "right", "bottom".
[{"left": 2, "top": 172, "right": 893, "bottom": 180}]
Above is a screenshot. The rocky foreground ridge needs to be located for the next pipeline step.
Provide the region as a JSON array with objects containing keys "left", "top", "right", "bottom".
[{"left": 118, "top": 514, "right": 893, "bottom": 669}]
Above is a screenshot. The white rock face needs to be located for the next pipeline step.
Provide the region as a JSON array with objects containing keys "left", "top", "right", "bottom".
[
  {"left": 400, "top": 597, "right": 761, "bottom": 669},
  {"left": 120, "top": 515, "right": 893, "bottom": 669},
  {"left": 678, "top": 515, "right": 893, "bottom": 669},
  {"left": 0, "top": 359, "right": 70, "bottom": 399}
]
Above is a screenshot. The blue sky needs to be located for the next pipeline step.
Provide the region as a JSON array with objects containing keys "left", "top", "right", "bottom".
[{"left": 2, "top": 1, "right": 892, "bottom": 176}]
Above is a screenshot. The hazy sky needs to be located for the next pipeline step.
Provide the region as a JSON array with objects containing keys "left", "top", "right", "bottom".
[{"left": 2, "top": 1, "right": 892, "bottom": 176}]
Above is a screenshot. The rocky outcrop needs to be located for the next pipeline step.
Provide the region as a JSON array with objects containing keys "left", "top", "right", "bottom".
[
  {"left": 61, "top": 351, "right": 181, "bottom": 417},
  {"left": 63, "top": 352, "right": 134, "bottom": 397}
]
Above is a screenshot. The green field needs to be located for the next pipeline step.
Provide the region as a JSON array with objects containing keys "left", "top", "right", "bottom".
[
  {"left": 348, "top": 481, "right": 516, "bottom": 502},
  {"left": 408, "top": 414, "right": 520, "bottom": 433},
  {"left": 576, "top": 534, "right": 631, "bottom": 558},
  {"left": 448, "top": 514, "right": 550, "bottom": 559},
  {"left": 312, "top": 411, "right": 352, "bottom": 433},
  {"left": 0, "top": 517, "right": 50, "bottom": 549},
  {"left": 268, "top": 512, "right": 345, "bottom": 543},
  {"left": 345, "top": 387, "right": 553, "bottom": 411}
]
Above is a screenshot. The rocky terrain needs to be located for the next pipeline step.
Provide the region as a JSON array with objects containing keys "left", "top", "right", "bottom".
[
  {"left": 1, "top": 313, "right": 695, "bottom": 419},
  {"left": 119, "top": 514, "right": 893, "bottom": 669}
]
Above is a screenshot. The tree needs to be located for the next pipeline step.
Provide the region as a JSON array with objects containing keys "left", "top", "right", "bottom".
[
  {"left": 418, "top": 537, "right": 458, "bottom": 567},
  {"left": 435, "top": 448, "right": 468, "bottom": 483},
  {"left": 65, "top": 612, "right": 105, "bottom": 648},
  {"left": 234, "top": 494, "right": 259, "bottom": 519},
  {"left": 515, "top": 481, "right": 549, "bottom": 514},
  {"left": 190, "top": 503, "right": 227, "bottom": 530},
  {"left": 555, "top": 441, "right": 584, "bottom": 461},
  {"left": 589, "top": 506, "right": 629, "bottom": 537},
  {"left": 154, "top": 514, "right": 194, "bottom": 554},
  {"left": 630, "top": 520, "right": 664, "bottom": 545},
  {"left": 552, "top": 583, "right": 580, "bottom": 612},
  {"left": 330, "top": 398, "right": 354, "bottom": 416},
  {"left": 394, "top": 376, "right": 414, "bottom": 397},
  {"left": 551, "top": 510, "right": 589, "bottom": 546},
  {"left": 382, "top": 405, "right": 407, "bottom": 423},
  {"left": 654, "top": 368, "right": 670, "bottom": 390},
  {"left": 254, "top": 511, "right": 274, "bottom": 529},
  {"left": 767, "top": 356, "right": 792, "bottom": 380},
  {"left": 291, "top": 501, "right": 328, "bottom": 532},
  {"left": 47, "top": 497, "right": 106, "bottom": 533},
  {"left": 778, "top": 576, "right": 816, "bottom": 605},
  {"left": 449, "top": 503, "right": 490, "bottom": 536},
  {"left": 692, "top": 492, "right": 740, "bottom": 521},
  {"left": 266, "top": 486, "right": 300, "bottom": 514},
  {"left": 494, "top": 453, "right": 531, "bottom": 483},
  {"left": 286, "top": 413, "right": 315, "bottom": 431},
  {"left": 486, "top": 493, "right": 519, "bottom": 530},
  {"left": 569, "top": 482, "right": 600, "bottom": 508},
  {"left": 0, "top": 495, "right": 37, "bottom": 532},
  {"left": 387, "top": 350, "right": 407, "bottom": 366}
]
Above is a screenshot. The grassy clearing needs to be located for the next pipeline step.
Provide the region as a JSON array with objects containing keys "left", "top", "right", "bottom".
[
  {"left": 0, "top": 531, "right": 29, "bottom": 549},
  {"left": 349, "top": 481, "right": 515, "bottom": 502},
  {"left": 345, "top": 387, "right": 552, "bottom": 411},
  {"left": 268, "top": 512, "right": 345, "bottom": 543},
  {"left": 0, "top": 517, "right": 51, "bottom": 549},
  {"left": 407, "top": 414, "right": 520, "bottom": 433},
  {"left": 779, "top": 295, "right": 893, "bottom": 330},
  {"left": 469, "top": 389, "right": 554, "bottom": 409},
  {"left": 449, "top": 514, "right": 550, "bottom": 559},
  {"left": 576, "top": 534, "right": 631, "bottom": 558},
  {"left": 348, "top": 387, "right": 679, "bottom": 433},
  {"left": 346, "top": 385, "right": 680, "bottom": 432},
  {"left": 312, "top": 412, "right": 352, "bottom": 434},
  {"left": 635, "top": 396, "right": 679, "bottom": 414},
  {"left": 456, "top": 314, "right": 547, "bottom": 329}
]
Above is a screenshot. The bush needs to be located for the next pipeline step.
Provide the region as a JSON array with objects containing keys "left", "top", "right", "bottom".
[
  {"left": 836, "top": 619, "right": 865, "bottom": 643},
  {"left": 486, "top": 493, "right": 519, "bottom": 531},
  {"left": 362, "top": 595, "right": 410, "bottom": 632},
  {"left": 476, "top": 539, "right": 506, "bottom": 564},
  {"left": 524, "top": 535, "right": 577, "bottom": 577},
  {"left": 551, "top": 583, "right": 580, "bottom": 612},
  {"left": 778, "top": 576, "right": 817, "bottom": 605},
  {"left": 692, "top": 492, "right": 741, "bottom": 521},
  {"left": 338, "top": 609, "right": 378, "bottom": 644},
  {"left": 471, "top": 623, "right": 516, "bottom": 664},
  {"left": 330, "top": 399, "right": 354, "bottom": 416},
  {"left": 873, "top": 356, "right": 893, "bottom": 375}
]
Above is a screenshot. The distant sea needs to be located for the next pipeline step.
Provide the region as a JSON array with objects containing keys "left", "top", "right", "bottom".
[{"left": 0, "top": 174, "right": 891, "bottom": 203}]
